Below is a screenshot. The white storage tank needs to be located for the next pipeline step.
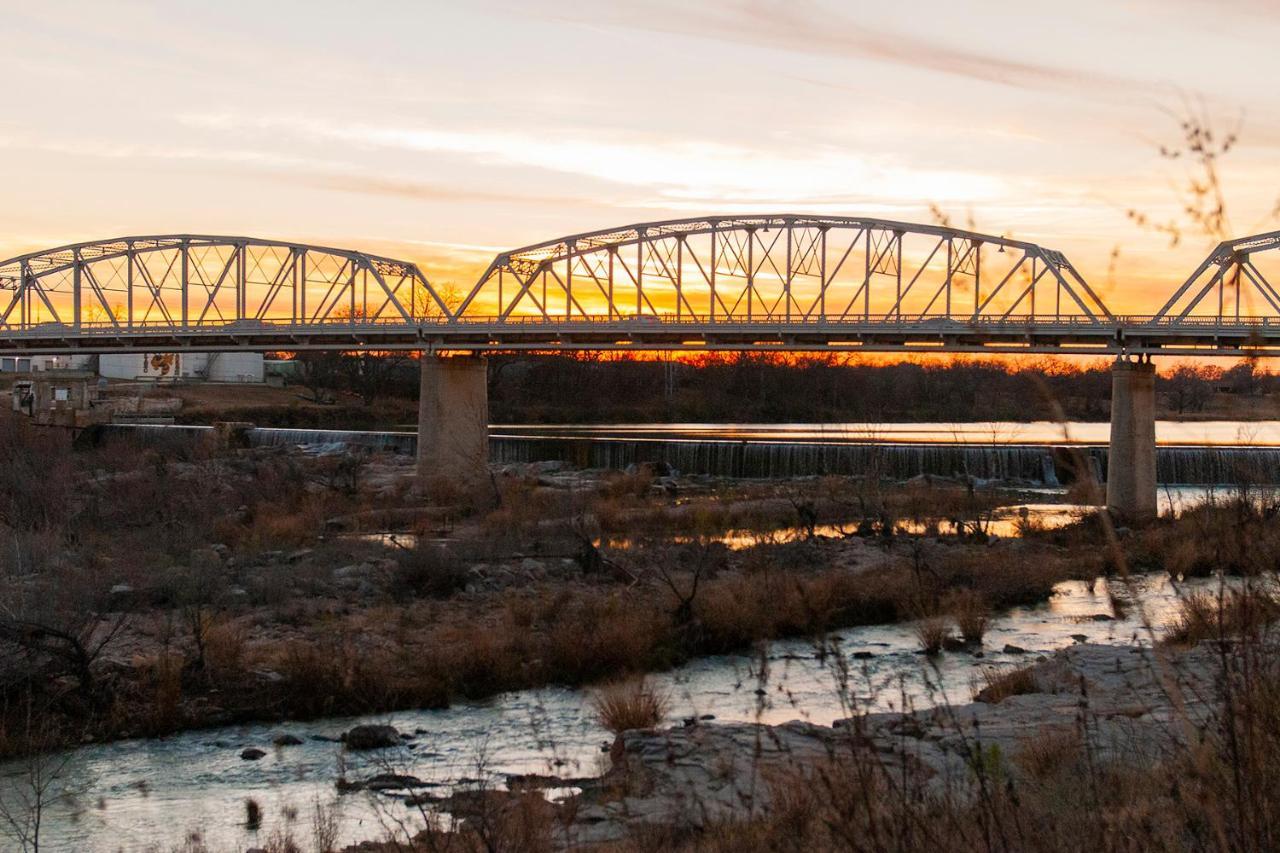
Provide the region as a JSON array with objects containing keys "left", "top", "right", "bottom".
[
  {"left": 203, "top": 351, "right": 265, "bottom": 383},
  {"left": 98, "top": 352, "right": 264, "bottom": 383}
]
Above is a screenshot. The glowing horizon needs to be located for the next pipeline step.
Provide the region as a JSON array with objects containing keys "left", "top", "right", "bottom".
[{"left": 2, "top": 0, "right": 1278, "bottom": 319}]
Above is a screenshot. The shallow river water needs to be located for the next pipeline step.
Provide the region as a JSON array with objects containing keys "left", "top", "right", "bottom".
[{"left": 3, "top": 569, "right": 1225, "bottom": 853}]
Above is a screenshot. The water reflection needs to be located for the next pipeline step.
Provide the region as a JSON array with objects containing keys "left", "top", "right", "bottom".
[
  {"left": 3, "top": 572, "right": 1227, "bottom": 852},
  {"left": 494, "top": 421, "right": 1280, "bottom": 447}
]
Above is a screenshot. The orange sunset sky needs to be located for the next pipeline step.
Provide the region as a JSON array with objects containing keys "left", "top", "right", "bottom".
[{"left": 2, "top": 0, "right": 1278, "bottom": 315}]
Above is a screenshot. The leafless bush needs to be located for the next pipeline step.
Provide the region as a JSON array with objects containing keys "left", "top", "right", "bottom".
[
  {"left": 310, "top": 798, "right": 340, "bottom": 853},
  {"left": 392, "top": 542, "right": 469, "bottom": 600},
  {"left": 0, "top": 562, "right": 127, "bottom": 705},
  {"left": 592, "top": 677, "right": 670, "bottom": 734},
  {"left": 0, "top": 705, "right": 86, "bottom": 853},
  {"left": 912, "top": 615, "right": 952, "bottom": 656},
  {"left": 944, "top": 588, "right": 990, "bottom": 645},
  {"left": 1164, "top": 586, "right": 1280, "bottom": 646},
  {"left": 975, "top": 664, "right": 1040, "bottom": 703}
]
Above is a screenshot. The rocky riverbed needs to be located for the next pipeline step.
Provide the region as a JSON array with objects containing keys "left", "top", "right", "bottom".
[{"left": 400, "top": 640, "right": 1223, "bottom": 849}]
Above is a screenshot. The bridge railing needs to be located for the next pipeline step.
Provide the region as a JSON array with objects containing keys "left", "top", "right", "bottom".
[
  {"left": 7, "top": 312, "right": 1280, "bottom": 337},
  {"left": 0, "top": 312, "right": 1121, "bottom": 333}
]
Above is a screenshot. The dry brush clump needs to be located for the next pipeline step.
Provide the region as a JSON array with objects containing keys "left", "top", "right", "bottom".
[
  {"left": 913, "top": 614, "right": 953, "bottom": 656},
  {"left": 592, "top": 678, "right": 670, "bottom": 734},
  {"left": 1127, "top": 494, "right": 1280, "bottom": 578},
  {"left": 974, "top": 663, "right": 1041, "bottom": 703},
  {"left": 1164, "top": 585, "right": 1280, "bottom": 646},
  {"left": 944, "top": 588, "right": 990, "bottom": 645}
]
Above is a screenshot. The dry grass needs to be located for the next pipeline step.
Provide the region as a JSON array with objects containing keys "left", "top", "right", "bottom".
[
  {"left": 1130, "top": 497, "right": 1280, "bottom": 577},
  {"left": 913, "top": 615, "right": 952, "bottom": 656},
  {"left": 974, "top": 663, "right": 1040, "bottom": 703},
  {"left": 592, "top": 678, "right": 670, "bottom": 733},
  {"left": 141, "top": 651, "right": 185, "bottom": 733},
  {"left": 202, "top": 617, "right": 249, "bottom": 685},
  {"left": 1164, "top": 586, "right": 1280, "bottom": 646},
  {"left": 945, "top": 588, "right": 990, "bottom": 645},
  {"left": 1014, "top": 726, "right": 1083, "bottom": 779}
]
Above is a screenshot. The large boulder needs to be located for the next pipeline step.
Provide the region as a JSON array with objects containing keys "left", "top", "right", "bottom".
[{"left": 342, "top": 724, "right": 401, "bottom": 750}]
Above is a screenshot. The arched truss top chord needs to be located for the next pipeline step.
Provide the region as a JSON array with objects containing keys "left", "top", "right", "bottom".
[
  {"left": 0, "top": 235, "right": 454, "bottom": 330},
  {"left": 455, "top": 214, "right": 1114, "bottom": 324},
  {"left": 1149, "top": 230, "right": 1280, "bottom": 324}
]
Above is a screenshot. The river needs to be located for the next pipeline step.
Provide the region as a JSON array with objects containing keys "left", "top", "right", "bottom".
[
  {"left": 17, "top": 420, "right": 1276, "bottom": 850},
  {"left": 0, "top": 572, "right": 1229, "bottom": 852}
]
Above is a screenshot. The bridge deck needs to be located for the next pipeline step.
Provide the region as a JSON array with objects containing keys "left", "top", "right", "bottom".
[{"left": 4, "top": 316, "right": 1280, "bottom": 356}]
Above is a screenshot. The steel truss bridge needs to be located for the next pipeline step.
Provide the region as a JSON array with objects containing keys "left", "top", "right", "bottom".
[{"left": 3, "top": 216, "right": 1280, "bottom": 357}]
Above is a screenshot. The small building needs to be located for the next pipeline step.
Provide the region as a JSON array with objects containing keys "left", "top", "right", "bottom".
[
  {"left": 11, "top": 371, "right": 101, "bottom": 427},
  {"left": 0, "top": 356, "right": 31, "bottom": 373},
  {"left": 98, "top": 352, "right": 264, "bottom": 383},
  {"left": 1, "top": 354, "right": 93, "bottom": 373}
]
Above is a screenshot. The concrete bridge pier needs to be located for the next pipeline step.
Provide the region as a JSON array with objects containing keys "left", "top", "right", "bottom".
[
  {"left": 417, "top": 354, "right": 489, "bottom": 496},
  {"left": 1106, "top": 356, "right": 1157, "bottom": 523}
]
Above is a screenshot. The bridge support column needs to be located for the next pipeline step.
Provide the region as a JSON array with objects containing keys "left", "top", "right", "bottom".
[
  {"left": 1106, "top": 357, "right": 1157, "bottom": 523},
  {"left": 417, "top": 355, "right": 489, "bottom": 497}
]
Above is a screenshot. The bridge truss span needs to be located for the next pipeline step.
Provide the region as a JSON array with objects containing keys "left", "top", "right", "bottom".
[
  {"left": 456, "top": 215, "right": 1115, "bottom": 327},
  {"left": 8, "top": 219, "right": 1280, "bottom": 356},
  {"left": 1149, "top": 230, "right": 1280, "bottom": 324},
  {"left": 0, "top": 235, "right": 455, "bottom": 341}
]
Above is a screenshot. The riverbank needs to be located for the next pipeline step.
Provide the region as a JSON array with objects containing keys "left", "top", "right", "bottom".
[
  {"left": 0, "top": 452, "right": 1094, "bottom": 754},
  {"left": 7, "top": 409, "right": 1280, "bottom": 849},
  {"left": 339, "top": 631, "right": 1257, "bottom": 852},
  {"left": 9, "top": 409, "right": 1280, "bottom": 758},
  {"left": 10, "top": 410, "right": 1280, "bottom": 758},
  {"left": 2, "top": 571, "right": 1240, "bottom": 851}
]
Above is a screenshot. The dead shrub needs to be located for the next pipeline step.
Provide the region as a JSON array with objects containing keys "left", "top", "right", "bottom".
[
  {"left": 202, "top": 618, "right": 248, "bottom": 686},
  {"left": 142, "top": 651, "right": 185, "bottom": 732},
  {"left": 1014, "top": 726, "right": 1083, "bottom": 779},
  {"left": 944, "top": 588, "right": 990, "bottom": 645},
  {"left": 975, "top": 664, "right": 1040, "bottom": 703},
  {"left": 392, "top": 543, "right": 469, "bottom": 600},
  {"left": 600, "top": 469, "right": 655, "bottom": 499},
  {"left": 1164, "top": 587, "right": 1280, "bottom": 646},
  {"left": 1140, "top": 499, "right": 1280, "bottom": 578},
  {"left": 592, "top": 677, "right": 670, "bottom": 733},
  {"left": 540, "top": 592, "right": 670, "bottom": 684},
  {"left": 914, "top": 615, "right": 952, "bottom": 656}
]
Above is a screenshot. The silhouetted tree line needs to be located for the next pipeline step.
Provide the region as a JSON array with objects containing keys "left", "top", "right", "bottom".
[
  {"left": 485, "top": 354, "right": 1120, "bottom": 423},
  {"left": 487, "top": 354, "right": 1279, "bottom": 423},
  {"left": 287, "top": 352, "right": 1276, "bottom": 423}
]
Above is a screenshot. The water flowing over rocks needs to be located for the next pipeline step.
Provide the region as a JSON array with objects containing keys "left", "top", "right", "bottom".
[
  {"left": 542, "top": 642, "right": 1221, "bottom": 845},
  {"left": 103, "top": 422, "right": 1280, "bottom": 485}
]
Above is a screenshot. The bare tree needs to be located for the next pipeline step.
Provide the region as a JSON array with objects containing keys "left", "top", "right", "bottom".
[
  {"left": 1164, "top": 364, "right": 1216, "bottom": 413},
  {"left": 1127, "top": 102, "right": 1260, "bottom": 246},
  {"left": 341, "top": 351, "right": 413, "bottom": 406},
  {"left": 0, "top": 564, "right": 127, "bottom": 705},
  {"left": 0, "top": 705, "right": 87, "bottom": 853},
  {"left": 295, "top": 350, "right": 344, "bottom": 403}
]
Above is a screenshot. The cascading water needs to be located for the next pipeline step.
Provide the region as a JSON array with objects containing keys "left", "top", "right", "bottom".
[
  {"left": 94, "top": 424, "right": 1280, "bottom": 485},
  {"left": 489, "top": 438, "right": 1280, "bottom": 485},
  {"left": 246, "top": 427, "right": 417, "bottom": 455}
]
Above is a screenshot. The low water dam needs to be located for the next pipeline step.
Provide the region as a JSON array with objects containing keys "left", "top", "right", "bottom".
[{"left": 100, "top": 421, "right": 1280, "bottom": 485}]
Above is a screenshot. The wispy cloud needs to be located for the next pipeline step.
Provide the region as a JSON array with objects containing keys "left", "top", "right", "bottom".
[
  {"left": 0, "top": 131, "right": 347, "bottom": 172},
  {"left": 271, "top": 170, "right": 595, "bottom": 208},
  {"left": 181, "top": 113, "right": 1005, "bottom": 205},
  {"left": 520, "top": 0, "right": 1160, "bottom": 98}
]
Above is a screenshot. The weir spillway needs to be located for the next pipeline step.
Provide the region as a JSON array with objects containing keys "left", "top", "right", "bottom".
[{"left": 98, "top": 424, "right": 1280, "bottom": 486}]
